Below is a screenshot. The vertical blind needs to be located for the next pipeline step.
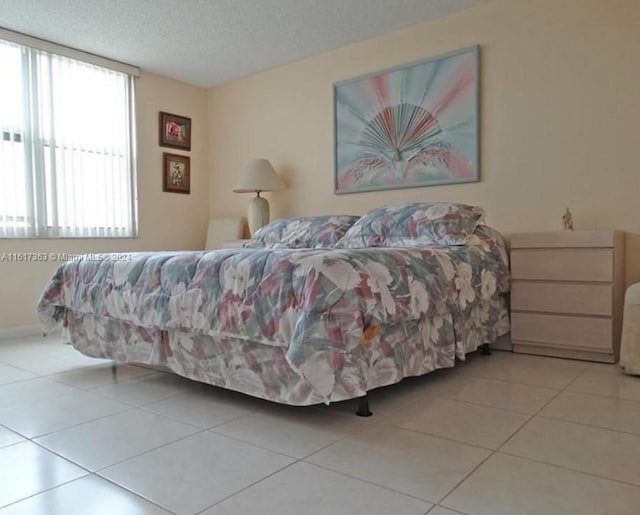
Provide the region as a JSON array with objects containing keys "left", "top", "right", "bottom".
[{"left": 0, "top": 38, "right": 137, "bottom": 238}]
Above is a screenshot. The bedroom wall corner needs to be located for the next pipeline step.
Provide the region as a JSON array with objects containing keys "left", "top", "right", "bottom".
[{"left": 206, "top": 0, "right": 640, "bottom": 269}]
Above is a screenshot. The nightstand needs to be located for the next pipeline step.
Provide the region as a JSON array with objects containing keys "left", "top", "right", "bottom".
[
  {"left": 510, "top": 230, "right": 624, "bottom": 363},
  {"left": 221, "top": 239, "right": 250, "bottom": 249}
]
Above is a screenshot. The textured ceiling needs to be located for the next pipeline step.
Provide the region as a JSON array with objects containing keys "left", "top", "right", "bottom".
[{"left": 0, "top": 0, "right": 487, "bottom": 88}]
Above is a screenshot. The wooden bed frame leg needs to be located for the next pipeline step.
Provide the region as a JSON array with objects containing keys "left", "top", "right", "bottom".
[
  {"left": 480, "top": 343, "right": 492, "bottom": 356},
  {"left": 356, "top": 395, "right": 373, "bottom": 417}
]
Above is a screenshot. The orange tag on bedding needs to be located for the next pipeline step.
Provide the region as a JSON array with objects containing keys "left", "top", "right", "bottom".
[{"left": 361, "top": 326, "right": 380, "bottom": 346}]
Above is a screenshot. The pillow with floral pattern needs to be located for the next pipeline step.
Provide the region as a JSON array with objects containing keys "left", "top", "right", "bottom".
[
  {"left": 336, "top": 202, "right": 486, "bottom": 248},
  {"left": 244, "top": 215, "right": 361, "bottom": 249}
]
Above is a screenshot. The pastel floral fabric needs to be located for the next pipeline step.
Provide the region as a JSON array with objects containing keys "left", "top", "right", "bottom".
[
  {"left": 59, "top": 295, "right": 508, "bottom": 405},
  {"left": 38, "top": 226, "right": 509, "bottom": 402},
  {"left": 337, "top": 202, "right": 486, "bottom": 248},
  {"left": 244, "top": 215, "right": 361, "bottom": 249}
]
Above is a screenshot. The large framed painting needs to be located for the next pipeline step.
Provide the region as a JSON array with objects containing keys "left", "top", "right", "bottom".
[{"left": 334, "top": 46, "right": 479, "bottom": 194}]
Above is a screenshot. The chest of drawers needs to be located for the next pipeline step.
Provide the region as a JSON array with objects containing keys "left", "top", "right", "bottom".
[{"left": 510, "top": 230, "right": 624, "bottom": 363}]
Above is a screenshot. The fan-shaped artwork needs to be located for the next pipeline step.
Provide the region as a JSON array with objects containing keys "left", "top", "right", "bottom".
[{"left": 334, "top": 46, "right": 479, "bottom": 194}]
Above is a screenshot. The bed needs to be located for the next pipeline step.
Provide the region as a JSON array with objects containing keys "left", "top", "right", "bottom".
[{"left": 37, "top": 203, "right": 510, "bottom": 411}]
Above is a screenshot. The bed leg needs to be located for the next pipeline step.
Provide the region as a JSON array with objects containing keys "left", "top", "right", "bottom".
[
  {"left": 480, "top": 343, "right": 492, "bottom": 356},
  {"left": 111, "top": 363, "right": 117, "bottom": 379},
  {"left": 356, "top": 395, "right": 373, "bottom": 417}
]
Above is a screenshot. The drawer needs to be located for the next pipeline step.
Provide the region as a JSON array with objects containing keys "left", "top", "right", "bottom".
[
  {"left": 511, "top": 282, "right": 612, "bottom": 316},
  {"left": 511, "top": 249, "right": 613, "bottom": 282},
  {"left": 511, "top": 312, "right": 612, "bottom": 350},
  {"left": 510, "top": 230, "right": 617, "bottom": 249}
]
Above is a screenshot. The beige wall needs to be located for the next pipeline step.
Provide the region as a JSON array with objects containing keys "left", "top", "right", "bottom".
[
  {"left": 208, "top": 0, "right": 640, "bottom": 281},
  {"left": 0, "top": 72, "right": 209, "bottom": 329}
]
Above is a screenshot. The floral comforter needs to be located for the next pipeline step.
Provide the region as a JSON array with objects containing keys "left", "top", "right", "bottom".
[{"left": 37, "top": 227, "right": 510, "bottom": 399}]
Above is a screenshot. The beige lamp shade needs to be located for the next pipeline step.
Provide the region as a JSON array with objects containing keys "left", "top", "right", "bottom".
[
  {"left": 233, "top": 159, "right": 285, "bottom": 235},
  {"left": 233, "top": 159, "right": 285, "bottom": 193}
]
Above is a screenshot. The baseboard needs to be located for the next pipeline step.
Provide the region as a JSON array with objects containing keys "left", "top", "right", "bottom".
[{"left": 0, "top": 324, "right": 47, "bottom": 340}]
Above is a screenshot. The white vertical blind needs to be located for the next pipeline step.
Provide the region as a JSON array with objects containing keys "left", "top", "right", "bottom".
[
  {"left": 0, "top": 38, "right": 137, "bottom": 238},
  {"left": 0, "top": 41, "right": 30, "bottom": 236}
]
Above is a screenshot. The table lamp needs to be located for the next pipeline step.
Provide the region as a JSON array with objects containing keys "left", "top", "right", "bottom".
[{"left": 233, "top": 159, "right": 285, "bottom": 235}]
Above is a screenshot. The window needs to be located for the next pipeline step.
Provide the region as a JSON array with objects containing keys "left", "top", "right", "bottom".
[{"left": 0, "top": 36, "right": 137, "bottom": 238}]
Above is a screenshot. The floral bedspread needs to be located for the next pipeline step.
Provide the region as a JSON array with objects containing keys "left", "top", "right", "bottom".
[{"left": 37, "top": 227, "right": 510, "bottom": 399}]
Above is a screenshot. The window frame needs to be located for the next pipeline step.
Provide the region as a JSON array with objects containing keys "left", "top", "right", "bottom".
[{"left": 0, "top": 29, "right": 140, "bottom": 239}]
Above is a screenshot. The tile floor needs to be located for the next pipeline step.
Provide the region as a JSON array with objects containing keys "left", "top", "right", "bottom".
[{"left": 1, "top": 335, "right": 640, "bottom": 514}]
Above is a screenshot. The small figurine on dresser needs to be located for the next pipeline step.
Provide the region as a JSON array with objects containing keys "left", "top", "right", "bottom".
[{"left": 562, "top": 208, "right": 574, "bottom": 230}]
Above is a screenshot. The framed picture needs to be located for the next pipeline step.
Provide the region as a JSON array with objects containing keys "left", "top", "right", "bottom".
[
  {"left": 334, "top": 46, "right": 479, "bottom": 194},
  {"left": 159, "top": 111, "right": 191, "bottom": 150},
  {"left": 163, "top": 153, "right": 190, "bottom": 194}
]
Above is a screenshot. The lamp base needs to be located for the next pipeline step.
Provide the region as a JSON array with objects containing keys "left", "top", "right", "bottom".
[{"left": 248, "top": 195, "right": 270, "bottom": 235}]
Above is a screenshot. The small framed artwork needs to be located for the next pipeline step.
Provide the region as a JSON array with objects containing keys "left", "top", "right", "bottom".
[
  {"left": 163, "top": 153, "right": 190, "bottom": 194},
  {"left": 159, "top": 111, "right": 191, "bottom": 150}
]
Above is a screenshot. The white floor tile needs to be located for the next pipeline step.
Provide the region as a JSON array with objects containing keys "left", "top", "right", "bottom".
[
  {"left": 441, "top": 377, "right": 558, "bottom": 414},
  {"left": 540, "top": 390, "right": 640, "bottom": 435},
  {"left": 502, "top": 416, "right": 640, "bottom": 485},
  {"left": 568, "top": 364, "right": 640, "bottom": 401},
  {"left": 429, "top": 507, "right": 466, "bottom": 515},
  {"left": 0, "top": 389, "right": 129, "bottom": 438},
  {"left": 0, "top": 441, "right": 86, "bottom": 508},
  {"left": 100, "top": 430, "right": 295, "bottom": 514},
  {"left": 92, "top": 373, "right": 190, "bottom": 406},
  {"left": 24, "top": 333, "right": 63, "bottom": 345},
  {"left": 321, "top": 367, "right": 461, "bottom": 417},
  {"left": 1, "top": 342, "right": 639, "bottom": 515},
  {"left": 0, "top": 475, "right": 171, "bottom": 515},
  {"left": 0, "top": 338, "right": 70, "bottom": 361},
  {"left": 35, "top": 408, "right": 199, "bottom": 471},
  {"left": 0, "top": 425, "right": 24, "bottom": 449},
  {"left": 463, "top": 351, "right": 588, "bottom": 389},
  {"left": 7, "top": 352, "right": 112, "bottom": 376},
  {"left": 143, "top": 389, "right": 250, "bottom": 429},
  {"left": 403, "top": 363, "right": 489, "bottom": 399},
  {"left": 390, "top": 397, "right": 530, "bottom": 449},
  {"left": 0, "top": 378, "right": 78, "bottom": 411},
  {"left": 443, "top": 452, "right": 640, "bottom": 515},
  {"left": 0, "top": 364, "right": 37, "bottom": 386},
  {"left": 213, "top": 405, "right": 365, "bottom": 458},
  {"left": 0, "top": 338, "right": 105, "bottom": 373},
  {"left": 307, "top": 424, "right": 490, "bottom": 503},
  {"left": 201, "top": 462, "right": 431, "bottom": 515},
  {"left": 50, "top": 363, "right": 156, "bottom": 389},
  {"left": 320, "top": 377, "right": 432, "bottom": 417}
]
